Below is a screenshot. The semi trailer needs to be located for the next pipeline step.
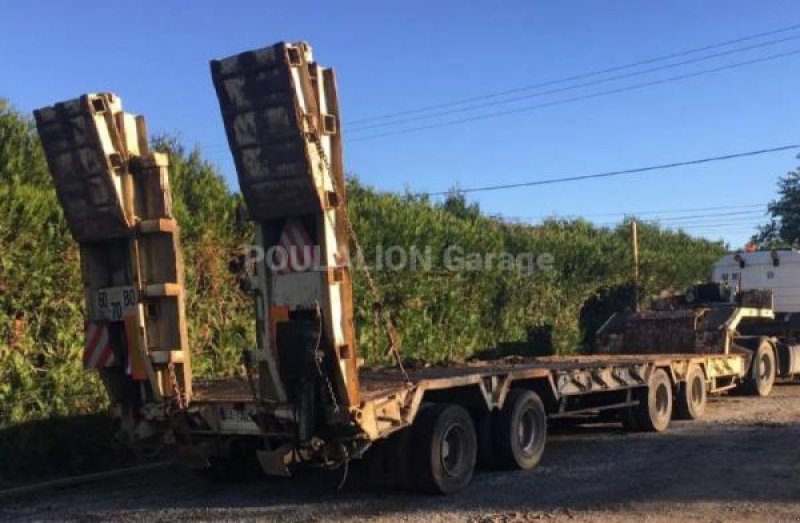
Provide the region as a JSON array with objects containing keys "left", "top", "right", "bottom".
[
  {"left": 712, "top": 249, "right": 800, "bottom": 378},
  {"left": 33, "top": 41, "right": 759, "bottom": 495}
]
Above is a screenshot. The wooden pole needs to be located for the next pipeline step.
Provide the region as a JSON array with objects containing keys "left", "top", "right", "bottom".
[{"left": 631, "top": 220, "right": 640, "bottom": 312}]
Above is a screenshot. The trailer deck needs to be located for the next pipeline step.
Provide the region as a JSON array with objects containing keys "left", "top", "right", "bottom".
[
  {"left": 187, "top": 351, "right": 746, "bottom": 445},
  {"left": 195, "top": 352, "right": 745, "bottom": 404}
]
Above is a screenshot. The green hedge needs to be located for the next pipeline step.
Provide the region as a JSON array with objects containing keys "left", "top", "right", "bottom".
[{"left": 0, "top": 99, "right": 726, "bottom": 432}]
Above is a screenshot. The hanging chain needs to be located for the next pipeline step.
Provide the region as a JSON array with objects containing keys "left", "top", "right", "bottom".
[
  {"left": 314, "top": 348, "right": 341, "bottom": 414},
  {"left": 167, "top": 362, "right": 186, "bottom": 410},
  {"left": 306, "top": 114, "right": 410, "bottom": 385},
  {"left": 242, "top": 349, "right": 260, "bottom": 405},
  {"left": 313, "top": 304, "right": 340, "bottom": 414}
]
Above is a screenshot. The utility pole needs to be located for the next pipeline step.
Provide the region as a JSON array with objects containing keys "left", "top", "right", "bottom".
[{"left": 631, "top": 219, "right": 640, "bottom": 312}]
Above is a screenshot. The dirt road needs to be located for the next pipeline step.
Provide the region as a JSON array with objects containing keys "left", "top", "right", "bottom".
[{"left": 4, "top": 384, "right": 800, "bottom": 522}]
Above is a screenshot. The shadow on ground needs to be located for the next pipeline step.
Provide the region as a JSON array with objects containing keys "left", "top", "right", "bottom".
[{"left": 3, "top": 388, "right": 800, "bottom": 520}]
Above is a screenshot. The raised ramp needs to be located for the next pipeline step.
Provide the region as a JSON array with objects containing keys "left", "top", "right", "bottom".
[
  {"left": 211, "top": 43, "right": 360, "bottom": 411},
  {"left": 35, "top": 94, "right": 192, "bottom": 407}
]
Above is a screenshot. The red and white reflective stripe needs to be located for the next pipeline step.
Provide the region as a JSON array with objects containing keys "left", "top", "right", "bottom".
[
  {"left": 83, "top": 322, "right": 115, "bottom": 369},
  {"left": 277, "top": 219, "right": 314, "bottom": 273}
]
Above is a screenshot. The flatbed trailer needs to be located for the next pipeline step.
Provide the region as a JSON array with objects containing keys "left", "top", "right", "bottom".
[
  {"left": 191, "top": 352, "right": 745, "bottom": 437},
  {"left": 34, "top": 41, "right": 754, "bottom": 496},
  {"left": 179, "top": 351, "right": 746, "bottom": 492}
]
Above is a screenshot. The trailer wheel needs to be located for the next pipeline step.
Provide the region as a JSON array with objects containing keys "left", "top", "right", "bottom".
[
  {"left": 742, "top": 340, "right": 776, "bottom": 397},
  {"left": 410, "top": 403, "right": 477, "bottom": 494},
  {"left": 674, "top": 364, "right": 707, "bottom": 420},
  {"left": 493, "top": 389, "right": 547, "bottom": 470},
  {"left": 633, "top": 369, "right": 672, "bottom": 432}
]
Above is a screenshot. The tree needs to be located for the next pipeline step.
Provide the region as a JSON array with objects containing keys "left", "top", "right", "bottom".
[
  {"left": 753, "top": 168, "right": 800, "bottom": 247},
  {"left": 441, "top": 190, "right": 481, "bottom": 221}
]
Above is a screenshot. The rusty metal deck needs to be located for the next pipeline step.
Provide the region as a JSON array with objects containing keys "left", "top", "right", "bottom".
[{"left": 193, "top": 352, "right": 740, "bottom": 405}]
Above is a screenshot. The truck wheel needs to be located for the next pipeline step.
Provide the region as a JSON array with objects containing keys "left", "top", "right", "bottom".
[
  {"left": 742, "top": 340, "right": 776, "bottom": 397},
  {"left": 410, "top": 403, "right": 477, "bottom": 494},
  {"left": 674, "top": 364, "right": 707, "bottom": 420},
  {"left": 493, "top": 389, "right": 547, "bottom": 470},
  {"left": 633, "top": 369, "right": 672, "bottom": 432}
]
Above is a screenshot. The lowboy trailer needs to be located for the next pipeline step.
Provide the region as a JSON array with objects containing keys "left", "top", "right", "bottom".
[
  {"left": 34, "top": 41, "right": 755, "bottom": 495},
  {"left": 185, "top": 352, "right": 745, "bottom": 493}
]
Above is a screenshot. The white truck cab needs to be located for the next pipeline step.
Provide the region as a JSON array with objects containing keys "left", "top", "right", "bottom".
[{"left": 712, "top": 250, "right": 800, "bottom": 314}]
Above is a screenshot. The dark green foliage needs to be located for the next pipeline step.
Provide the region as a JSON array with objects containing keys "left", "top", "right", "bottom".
[
  {"left": 149, "top": 136, "right": 254, "bottom": 378},
  {"left": 0, "top": 103, "right": 254, "bottom": 435},
  {"left": 0, "top": 101, "right": 101, "bottom": 430},
  {"left": 753, "top": 168, "right": 800, "bottom": 247},
  {"left": 0, "top": 97, "right": 725, "bottom": 480},
  {"left": 349, "top": 185, "right": 725, "bottom": 364},
  {"left": 579, "top": 283, "right": 638, "bottom": 352}
]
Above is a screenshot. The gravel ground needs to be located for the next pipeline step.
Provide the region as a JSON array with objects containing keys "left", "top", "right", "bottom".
[{"left": 3, "top": 384, "right": 800, "bottom": 522}]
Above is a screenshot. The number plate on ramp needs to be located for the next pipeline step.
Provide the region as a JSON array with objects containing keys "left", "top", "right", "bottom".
[{"left": 95, "top": 286, "right": 138, "bottom": 321}]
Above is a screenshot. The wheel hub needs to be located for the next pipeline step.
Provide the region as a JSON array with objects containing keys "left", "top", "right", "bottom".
[
  {"left": 518, "top": 409, "right": 538, "bottom": 454},
  {"left": 441, "top": 425, "right": 465, "bottom": 476}
]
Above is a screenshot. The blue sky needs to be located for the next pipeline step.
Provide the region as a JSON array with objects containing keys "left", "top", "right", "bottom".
[{"left": 2, "top": 1, "right": 799, "bottom": 248}]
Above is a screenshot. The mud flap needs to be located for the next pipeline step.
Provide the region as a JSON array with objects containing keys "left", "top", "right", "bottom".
[{"left": 257, "top": 444, "right": 295, "bottom": 477}]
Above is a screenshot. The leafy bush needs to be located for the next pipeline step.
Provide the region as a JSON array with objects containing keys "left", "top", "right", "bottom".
[
  {"left": 0, "top": 97, "right": 725, "bottom": 437},
  {"left": 349, "top": 183, "right": 725, "bottom": 363}
]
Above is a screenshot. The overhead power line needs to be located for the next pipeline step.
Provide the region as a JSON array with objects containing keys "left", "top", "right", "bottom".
[
  {"left": 350, "top": 48, "right": 800, "bottom": 142},
  {"left": 546, "top": 210, "right": 765, "bottom": 227},
  {"left": 589, "top": 218, "right": 763, "bottom": 230},
  {"left": 640, "top": 210, "right": 767, "bottom": 222},
  {"left": 537, "top": 212, "right": 766, "bottom": 228},
  {"left": 524, "top": 203, "right": 765, "bottom": 219},
  {"left": 618, "top": 216, "right": 765, "bottom": 227},
  {"left": 668, "top": 221, "right": 763, "bottom": 230},
  {"left": 349, "top": 33, "right": 800, "bottom": 132},
  {"left": 423, "top": 143, "right": 800, "bottom": 196},
  {"left": 346, "top": 22, "right": 800, "bottom": 125}
]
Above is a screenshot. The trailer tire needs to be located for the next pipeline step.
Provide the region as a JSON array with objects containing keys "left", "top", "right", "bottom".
[
  {"left": 742, "top": 340, "right": 776, "bottom": 397},
  {"left": 633, "top": 369, "right": 672, "bottom": 432},
  {"left": 674, "top": 364, "right": 707, "bottom": 420},
  {"left": 493, "top": 389, "right": 547, "bottom": 470},
  {"left": 410, "top": 403, "right": 477, "bottom": 494}
]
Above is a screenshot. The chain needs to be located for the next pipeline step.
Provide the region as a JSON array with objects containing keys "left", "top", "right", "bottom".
[
  {"left": 305, "top": 115, "right": 410, "bottom": 385},
  {"left": 314, "top": 348, "right": 340, "bottom": 414},
  {"left": 312, "top": 306, "right": 340, "bottom": 414},
  {"left": 167, "top": 363, "right": 186, "bottom": 410},
  {"left": 241, "top": 349, "right": 260, "bottom": 404}
]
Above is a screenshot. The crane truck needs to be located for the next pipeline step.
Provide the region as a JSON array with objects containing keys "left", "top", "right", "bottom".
[
  {"left": 33, "top": 41, "right": 759, "bottom": 495},
  {"left": 711, "top": 249, "right": 800, "bottom": 378}
]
